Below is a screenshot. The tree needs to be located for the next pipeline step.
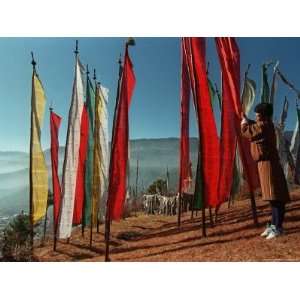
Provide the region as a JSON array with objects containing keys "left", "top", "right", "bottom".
[
  {"left": 147, "top": 178, "right": 167, "bottom": 195},
  {"left": 0, "top": 212, "right": 35, "bottom": 261}
]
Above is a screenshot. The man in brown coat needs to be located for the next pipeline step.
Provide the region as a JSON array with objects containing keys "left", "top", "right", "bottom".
[{"left": 241, "top": 103, "right": 290, "bottom": 239}]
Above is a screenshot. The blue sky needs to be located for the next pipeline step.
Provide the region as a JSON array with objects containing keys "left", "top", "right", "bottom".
[{"left": 0, "top": 37, "right": 300, "bottom": 152}]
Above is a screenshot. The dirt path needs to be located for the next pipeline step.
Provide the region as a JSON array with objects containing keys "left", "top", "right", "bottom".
[{"left": 35, "top": 190, "right": 300, "bottom": 262}]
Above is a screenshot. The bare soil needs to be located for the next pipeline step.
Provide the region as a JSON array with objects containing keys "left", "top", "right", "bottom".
[{"left": 34, "top": 190, "right": 300, "bottom": 262}]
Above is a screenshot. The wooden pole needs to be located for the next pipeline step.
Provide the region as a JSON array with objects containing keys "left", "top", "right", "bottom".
[
  {"left": 202, "top": 206, "right": 206, "bottom": 237},
  {"left": 104, "top": 205, "right": 111, "bottom": 262},
  {"left": 65, "top": 40, "right": 79, "bottom": 246},
  {"left": 89, "top": 220, "right": 93, "bottom": 248},
  {"left": 29, "top": 51, "right": 36, "bottom": 254},
  {"left": 81, "top": 64, "right": 90, "bottom": 238},
  {"left": 53, "top": 196, "right": 58, "bottom": 252},
  {"left": 89, "top": 68, "right": 98, "bottom": 249},
  {"left": 209, "top": 206, "right": 214, "bottom": 227},
  {"left": 191, "top": 195, "right": 194, "bottom": 220},
  {"left": 105, "top": 49, "right": 124, "bottom": 262},
  {"left": 97, "top": 219, "right": 100, "bottom": 233},
  {"left": 177, "top": 193, "right": 182, "bottom": 227},
  {"left": 49, "top": 107, "right": 58, "bottom": 252},
  {"left": 135, "top": 159, "right": 139, "bottom": 199},
  {"left": 250, "top": 192, "right": 258, "bottom": 226},
  {"left": 42, "top": 195, "right": 49, "bottom": 245},
  {"left": 134, "top": 158, "right": 139, "bottom": 216}
]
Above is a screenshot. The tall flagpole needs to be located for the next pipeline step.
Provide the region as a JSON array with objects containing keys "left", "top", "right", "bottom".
[
  {"left": 95, "top": 69, "right": 101, "bottom": 234},
  {"left": 65, "top": 40, "right": 79, "bottom": 244},
  {"left": 51, "top": 108, "right": 59, "bottom": 251},
  {"left": 135, "top": 158, "right": 139, "bottom": 216},
  {"left": 183, "top": 38, "right": 206, "bottom": 237},
  {"left": 89, "top": 68, "right": 97, "bottom": 248},
  {"left": 82, "top": 64, "right": 90, "bottom": 238},
  {"left": 29, "top": 51, "right": 36, "bottom": 252},
  {"left": 135, "top": 158, "right": 139, "bottom": 198},
  {"left": 104, "top": 53, "right": 123, "bottom": 262},
  {"left": 105, "top": 37, "right": 135, "bottom": 262}
]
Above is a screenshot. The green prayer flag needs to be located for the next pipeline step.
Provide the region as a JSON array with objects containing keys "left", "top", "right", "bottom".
[
  {"left": 193, "top": 149, "right": 203, "bottom": 209},
  {"left": 260, "top": 63, "right": 270, "bottom": 103},
  {"left": 208, "top": 78, "right": 216, "bottom": 106},
  {"left": 83, "top": 76, "right": 95, "bottom": 226}
]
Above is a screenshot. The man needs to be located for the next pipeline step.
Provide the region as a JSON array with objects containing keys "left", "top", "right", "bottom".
[{"left": 241, "top": 103, "right": 290, "bottom": 239}]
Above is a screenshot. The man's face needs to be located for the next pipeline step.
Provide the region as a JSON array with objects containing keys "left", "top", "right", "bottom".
[{"left": 255, "top": 113, "right": 263, "bottom": 122}]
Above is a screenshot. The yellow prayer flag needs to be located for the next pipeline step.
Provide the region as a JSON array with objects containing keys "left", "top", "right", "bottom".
[
  {"left": 91, "top": 84, "right": 101, "bottom": 225},
  {"left": 30, "top": 72, "right": 48, "bottom": 224}
]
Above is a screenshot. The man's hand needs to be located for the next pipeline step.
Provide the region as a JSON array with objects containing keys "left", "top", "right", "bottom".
[{"left": 241, "top": 112, "right": 248, "bottom": 125}]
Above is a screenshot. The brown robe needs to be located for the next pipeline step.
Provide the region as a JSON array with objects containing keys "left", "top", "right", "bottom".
[{"left": 241, "top": 119, "right": 290, "bottom": 203}]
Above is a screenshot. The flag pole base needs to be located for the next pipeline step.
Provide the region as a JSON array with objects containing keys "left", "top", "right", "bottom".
[{"left": 202, "top": 207, "right": 207, "bottom": 237}]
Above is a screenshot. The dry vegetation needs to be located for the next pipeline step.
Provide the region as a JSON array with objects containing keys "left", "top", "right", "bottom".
[{"left": 34, "top": 189, "right": 300, "bottom": 262}]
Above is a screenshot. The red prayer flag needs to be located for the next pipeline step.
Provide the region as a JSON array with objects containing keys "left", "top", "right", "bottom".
[
  {"left": 183, "top": 37, "right": 220, "bottom": 208},
  {"left": 73, "top": 104, "right": 89, "bottom": 225},
  {"left": 50, "top": 110, "right": 62, "bottom": 228},
  {"left": 217, "top": 70, "right": 239, "bottom": 205},
  {"left": 179, "top": 38, "right": 191, "bottom": 194},
  {"left": 107, "top": 46, "right": 136, "bottom": 220},
  {"left": 215, "top": 37, "right": 259, "bottom": 194}
]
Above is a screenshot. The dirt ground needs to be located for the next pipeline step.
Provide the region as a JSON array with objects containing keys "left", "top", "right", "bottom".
[{"left": 34, "top": 190, "right": 300, "bottom": 262}]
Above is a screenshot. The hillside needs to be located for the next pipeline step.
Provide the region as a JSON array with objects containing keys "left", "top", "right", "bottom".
[
  {"left": 0, "top": 138, "right": 199, "bottom": 216},
  {"left": 0, "top": 133, "right": 295, "bottom": 217},
  {"left": 34, "top": 189, "right": 300, "bottom": 262}
]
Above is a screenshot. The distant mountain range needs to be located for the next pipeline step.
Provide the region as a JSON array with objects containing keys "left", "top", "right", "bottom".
[
  {"left": 0, "top": 138, "right": 199, "bottom": 217},
  {"left": 0, "top": 131, "right": 295, "bottom": 218}
]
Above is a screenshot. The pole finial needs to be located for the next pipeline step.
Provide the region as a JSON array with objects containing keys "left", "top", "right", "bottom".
[
  {"left": 118, "top": 53, "right": 123, "bottom": 78},
  {"left": 74, "top": 40, "right": 79, "bottom": 55},
  {"left": 86, "top": 64, "right": 89, "bottom": 75},
  {"left": 31, "top": 51, "right": 36, "bottom": 69},
  {"left": 126, "top": 37, "right": 136, "bottom": 47}
]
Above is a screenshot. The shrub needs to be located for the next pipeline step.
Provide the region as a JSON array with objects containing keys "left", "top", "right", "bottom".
[{"left": 0, "top": 212, "right": 35, "bottom": 262}]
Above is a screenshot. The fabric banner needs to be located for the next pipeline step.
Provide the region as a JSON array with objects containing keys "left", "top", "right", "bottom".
[
  {"left": 58, "top": 57, "right": 85, "bottom": 239},
  {"left": 91, "top": 84, "right": 101, "bottom": 226},
  {"left": 294, "top": 108, "right": 300, "bottom": 183},
  {"left": 276, "top": 125, "right": 293, "bottom": 179},
  {"left": 83, "top": 76, "right": 95, "bottom": 226},
  {"left": 30, "top": 72, "right": 49, "bottom": 224},
  {"left": 231, "top": 144, "right": 244, "bottom": 198},
  {"left": 182, "top": 38, "right": 202, "bottom": 209},
  {"left": 290, "top": 120, "right": 299, "bottom": 159},
  {"left": 215, "top": 37, "right": 260, "bottom": 196},
  {"left": 269, "top": 61, "right": 279, "bottom": 105},
  {"left": 277, "top": 68, "right": 300, "bottom": 96},
  {"left": 280, "top": 97, "right": 289, "bottom": 125},
  {"left": 217, "top": 72, "right": 238, "bottom": 204},
  {"left": 179, "top": 38, "right": 191, "bottom": 195},
  {"left": 193, "top": 149, "right": 203, "bottom": 209},
  {"left": 184, "top": 37, "right": 220, "bottom": 208},
  {"left": 208, "top": 78, "right": 216, "bottom": 106},
  {"left": 107, "top": 46, "right": 136, "bottom": 220},
  {"left": 260, "top": 63, "right": 270, "bottom": 103},
  {"left": 241, "top": 76, "right": 256, "bottom": 115},
  {"left": 99, "top": 85, "right": 109, "bottom": 222},
  {"left": 73, "top": 104, "right": 89, "bottom": 225},
  {"left": 231, "top": 73, "right": 256, "bottom": 198},
  {"left": 50, "top": 111, "right": 62, "bottom": 227},
  {"left": 277, "top": 97, "right": 291, "bottom": 179}
]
